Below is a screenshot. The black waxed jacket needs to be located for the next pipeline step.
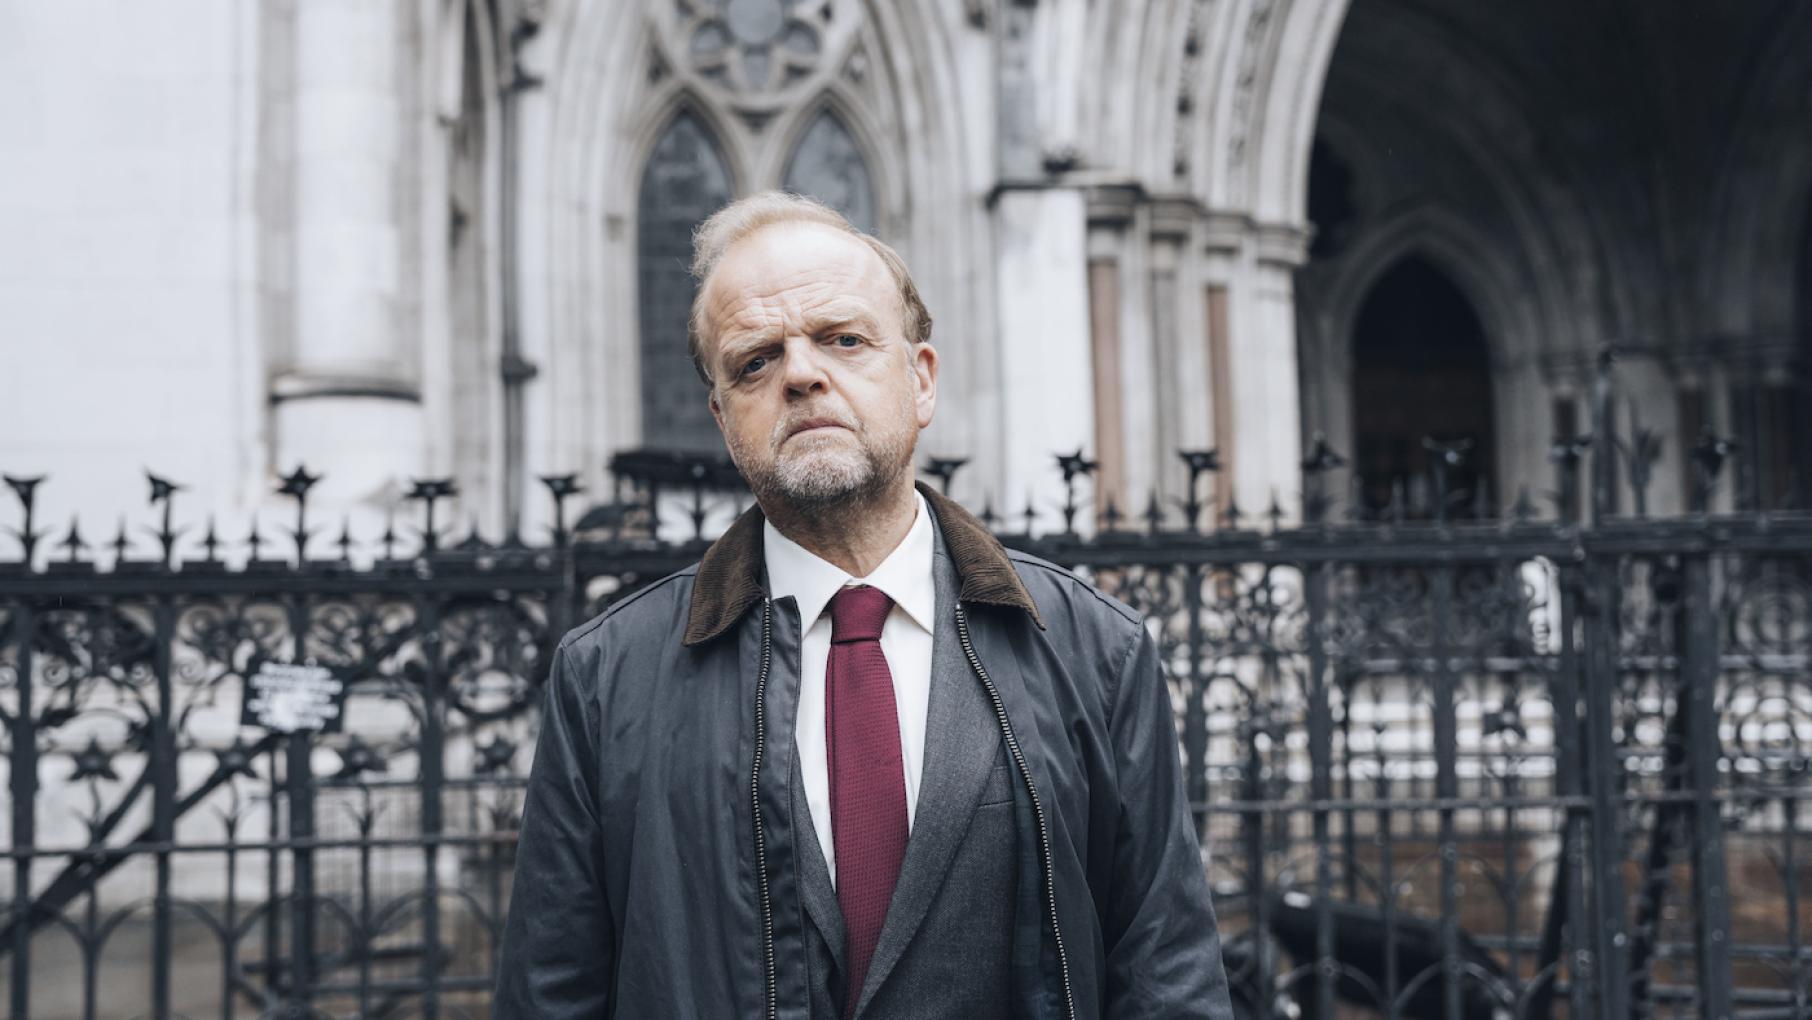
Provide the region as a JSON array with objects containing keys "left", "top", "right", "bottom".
[{"left": 494, "top": 484, "right": 1234, "bottom": 1019}]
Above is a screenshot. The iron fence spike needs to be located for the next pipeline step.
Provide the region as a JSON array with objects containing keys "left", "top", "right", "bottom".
[
  {"left": 921, "top": 456, "right": 968, "bottom": 496},
  {"left": 4, "top": 474, "right": 44, "bottom": 565},
  {"left": 146, "top": 471, "right": 183, "bottom": 505},
  {"left": 59, "top": 514, "right": 86, "bottom": 562},
  {"left": 381, "top": 507, "right": 399, "bottom": 560},
  {"left": 1055, "top": 449, "right": 1098, "bottom": 482},
  {"left": 245, "top": 516, "right": 267, "bottom": 561},
  {"left": 1299, "top": 432, "right": 1345, "bottom": 473},
  {"left": 111, "top": 517, "right": 130, "bottom": 564},
  {"left": 1512, "top": 487, "right": 1536, "bottom": 523}
]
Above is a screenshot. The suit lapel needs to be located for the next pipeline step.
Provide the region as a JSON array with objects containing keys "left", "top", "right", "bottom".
[
  {"left": 790, "top": 744, "right": 846, "bottom": 976},
  {"left": 853, "top": 534, "right": 1003, "bottom": 1016}
]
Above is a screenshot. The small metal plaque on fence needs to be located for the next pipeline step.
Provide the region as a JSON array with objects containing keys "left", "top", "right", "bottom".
[{"left": 241, "top": 661, "right": 347, "bottom": 734}]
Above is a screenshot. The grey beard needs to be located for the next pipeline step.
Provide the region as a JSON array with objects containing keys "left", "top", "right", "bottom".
[
  {"left": 746, "top": 434, "right": 907, "bottom": 513},
  {"left": 729, "top": 414, "right": 916, "bottom": 524}
]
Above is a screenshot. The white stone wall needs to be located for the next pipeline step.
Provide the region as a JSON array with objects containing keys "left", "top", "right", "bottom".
[{"left": 0, "top": 0, "right": 267, "bottom": 551}]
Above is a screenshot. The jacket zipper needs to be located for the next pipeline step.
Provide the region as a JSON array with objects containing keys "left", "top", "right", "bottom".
[
  {"left": 751, "top": 598, "right": 779, "bottom": 1020},
  {"left": 956, "top": 603, "right": 1077, "bottom": 1020}
]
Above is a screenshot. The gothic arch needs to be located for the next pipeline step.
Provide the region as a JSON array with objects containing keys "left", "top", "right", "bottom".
[
  {"left": 1702, "top": 2, "right": 1812, "bottom": 340},
  {"left": 1167, "top": 0, "right": 1352, "bottom": 221},
  {"left": 1300, "top": 204, "right": 1539, "bottom": 514},
  {"left": 627, "top": 90, "right": 750, "bottom": 199},
  {"left": 1307, "top": 7, "right": 1620, "bottom": 358},
  {"left": 1243, "top": 0, "right": 1351, "bottom": 224},
  {"left": 769, "top": 94, "right": 887, "bottom": 233},
  {"left": 1319, "top": 206, "right": 1536, "bottom": 374},
  {"left": 1348, "top": 254, "right": 1498, "bottom": 517}
]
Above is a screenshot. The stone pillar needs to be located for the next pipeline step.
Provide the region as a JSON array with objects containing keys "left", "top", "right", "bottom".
[
  {"left": 1203, "top": 217, "right": 1310, "bottom": 522},
  {"left": 1085, "top": 192, "right": 1133, "bottom": 513},
  {"left": 271, "top": 0, "right": 423, "bottom": 503},
  {"left": 993, "top": 187, "right": 1094, "bottom": 523}
]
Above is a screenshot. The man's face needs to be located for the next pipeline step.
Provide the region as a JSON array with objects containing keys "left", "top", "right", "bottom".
[{"left": 699, "top": 221, "right": 938, "bottom": 513}]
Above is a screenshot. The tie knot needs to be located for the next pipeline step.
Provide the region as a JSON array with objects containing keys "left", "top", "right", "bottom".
[{"left": 829, "top": 585, "right": 892, "bottom": 643}]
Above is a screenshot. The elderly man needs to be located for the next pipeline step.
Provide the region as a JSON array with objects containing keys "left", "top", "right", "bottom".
[{"left": 495, "top": 192, "right": 1232, "bottom": 1019}]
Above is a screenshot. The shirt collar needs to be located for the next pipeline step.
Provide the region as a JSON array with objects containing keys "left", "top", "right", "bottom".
[{"left": 763, "top": 491, "right": 936, "bottom": 634}]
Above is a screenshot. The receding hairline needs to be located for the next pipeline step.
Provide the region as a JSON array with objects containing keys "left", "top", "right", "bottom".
[{"left": 685, "top": 191, "right": 933, "bottom": 385}]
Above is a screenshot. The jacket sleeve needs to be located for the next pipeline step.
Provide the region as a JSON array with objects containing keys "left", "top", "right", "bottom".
[
  {"left": 1101, "top": 625, "right": 1235, "bottom": 1020},
  {"left": 493, "top": 640, "right": 614, "bottom": 1017}
]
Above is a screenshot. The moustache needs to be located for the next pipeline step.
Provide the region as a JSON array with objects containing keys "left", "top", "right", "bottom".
[{"left": 775, "top": 411, "right": 861, "bottom": 442}]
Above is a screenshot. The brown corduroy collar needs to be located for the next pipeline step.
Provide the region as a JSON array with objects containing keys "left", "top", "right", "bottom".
[{"left": 681, "top": 481, "right": 1044, "bottom": 646}]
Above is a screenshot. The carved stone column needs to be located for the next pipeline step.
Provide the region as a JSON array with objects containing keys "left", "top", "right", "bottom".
[
  {"left": 270, "top": 0, "right": 423, "bottom": 503},
  {"left": 1201, "top": 215, "right": 1310, "bottom": 522},
  {"left": 993, "top": 186, "right": 1095, "bottom": 523}
]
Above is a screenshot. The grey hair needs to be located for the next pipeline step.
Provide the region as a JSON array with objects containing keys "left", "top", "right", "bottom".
[{"left": 686, "top": 191, "right": 932, "bottom": 385}]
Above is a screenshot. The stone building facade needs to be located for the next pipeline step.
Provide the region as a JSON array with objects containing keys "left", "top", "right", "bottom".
[{"left": 4, "top": 0, "right": 1810, "bottom": 545}]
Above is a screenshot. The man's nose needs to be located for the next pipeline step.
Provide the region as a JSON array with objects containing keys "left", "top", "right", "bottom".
[{"left": 781, "top": 336, "right": 829, "bottom": 396}]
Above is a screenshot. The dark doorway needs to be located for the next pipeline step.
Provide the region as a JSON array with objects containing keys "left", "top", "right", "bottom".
[{"left": 1352, "top": 255, "right": 1496, "bottom": 518}]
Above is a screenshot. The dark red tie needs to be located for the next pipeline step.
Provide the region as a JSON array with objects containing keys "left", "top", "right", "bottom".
[{"left": 826, "top": 585, "right": 908, "bottom": 1016}]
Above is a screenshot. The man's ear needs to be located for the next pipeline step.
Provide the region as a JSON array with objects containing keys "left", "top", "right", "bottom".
[
  {"left": 708, "top": 388, "right": 723, "bottom": 430},
  {"left": 912, "top": 342, "right": 939, "bottom": 429}
]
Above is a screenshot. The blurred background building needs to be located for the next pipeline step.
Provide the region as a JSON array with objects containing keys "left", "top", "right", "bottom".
[{"left": 6, "top": 0, "right": 1810, "bottom": 545}]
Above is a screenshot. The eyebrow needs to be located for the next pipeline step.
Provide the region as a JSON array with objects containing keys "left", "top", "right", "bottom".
[{"left": 716, "top": 304, "right": 886, "bottom": 361}]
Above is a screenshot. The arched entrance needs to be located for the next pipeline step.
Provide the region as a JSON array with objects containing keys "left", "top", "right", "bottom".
[{"left": 1351, "top": 255, "right": 1496, "bottom": 518}]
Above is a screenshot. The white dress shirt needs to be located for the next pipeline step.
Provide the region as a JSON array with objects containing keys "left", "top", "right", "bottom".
[{"left": 764, "top": 491, "right": 936, "bottom": 888}]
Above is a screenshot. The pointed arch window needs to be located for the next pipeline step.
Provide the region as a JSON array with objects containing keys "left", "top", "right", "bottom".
[
  {"left": 782, "top": 109, "right": 876, "bottom": 233},
  {"left": 638, "top": 111, "right": 733, "bottom": 451},
  {"left": 1351, "top": 255, "right": 1495, "bottom": 519}
]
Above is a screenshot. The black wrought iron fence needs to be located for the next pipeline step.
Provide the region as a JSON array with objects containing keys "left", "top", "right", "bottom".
[{"left": 2, "top": 359, "right": 1810, "bottom": 1019}]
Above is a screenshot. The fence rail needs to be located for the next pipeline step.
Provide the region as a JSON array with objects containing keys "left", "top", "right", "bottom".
[{"left": 3, "top": 358, "right": 1811, "bottom": 1019}]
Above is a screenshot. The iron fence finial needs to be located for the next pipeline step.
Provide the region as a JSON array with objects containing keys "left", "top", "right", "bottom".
[
  {"left": 540, "top": 473, "right": 582, "bottom": 547},
  {"left": 922, "top": 456, "right": 969, "bottom": 496},
  {"left": 4, "top": 473, "right": 45, "bottom": 565},
  {"left": 110, "top": 517, "right": 131, "bottom": 566},
  {"left": 407, "top": 478, "right": 458, "bottom": 553},
  {"left": 1690, "top": 428, "right": 1736, "bottom": 514},
  {"left": 1178, "top": 449, "right": 1220, "bottom": 532},
  {"left": 58, "top": 515, "right": 86, "bottom": 564},
  {"left": 1055, "top": 450, "right": 1097, "bottom": 533},
  {"left": 278, "top": 465, "right": 321, "bottom": 562},
  {"left": 1101, "top": 496, "right": 1123, "bottom": 533}
]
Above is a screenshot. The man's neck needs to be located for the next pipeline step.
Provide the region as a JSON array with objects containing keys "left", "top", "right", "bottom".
[{"left": 763, "top": 480, "right": 918, "bottom": 578}]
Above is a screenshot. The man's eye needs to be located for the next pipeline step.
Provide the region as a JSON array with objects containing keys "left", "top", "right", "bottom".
[
  {"left": 739, "top": 356, "right": 768, "bottom": 377},
  {"left": 834, "top": 334, "right": 862, "bottom": 347}
]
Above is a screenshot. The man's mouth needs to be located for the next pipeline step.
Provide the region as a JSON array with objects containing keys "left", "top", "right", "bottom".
[{"left": 787, "top": 418, "right": 852, "bottom": 439}]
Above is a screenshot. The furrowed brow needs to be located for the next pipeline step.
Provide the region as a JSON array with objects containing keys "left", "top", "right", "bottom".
[
  {"left": 803, "top": 304, "right": 884, "bottom": 336},
  {"left": 718, "top": 332, "right": 779, "bottom": 365}
]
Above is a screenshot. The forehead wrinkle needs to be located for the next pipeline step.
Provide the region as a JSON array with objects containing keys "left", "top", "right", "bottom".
[
  {"left": 715, "top": 281, "right": 883, "bottom": 343},
  {"left": 699, "top": 220, "right": 904, "bottom": 353}
]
